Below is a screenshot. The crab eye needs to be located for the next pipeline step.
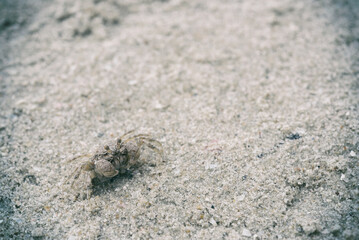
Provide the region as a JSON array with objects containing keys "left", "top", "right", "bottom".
[{"left": 104, "top": 145, "right": 110, "bottom": 150}]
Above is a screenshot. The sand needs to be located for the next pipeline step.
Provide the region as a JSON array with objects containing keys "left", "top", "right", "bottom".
[{"left": 0, "top": 0, "right": 358, "bottom": 239}]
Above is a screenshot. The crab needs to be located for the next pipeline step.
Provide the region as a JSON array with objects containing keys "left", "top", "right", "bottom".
[{"left": 66, "top": 130, "right": 163, "bottom": 199}]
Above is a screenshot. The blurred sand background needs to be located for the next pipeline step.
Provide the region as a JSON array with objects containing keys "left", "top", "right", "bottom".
[{"left": 0, "top": 0, "right": 358, "bottom": 239}]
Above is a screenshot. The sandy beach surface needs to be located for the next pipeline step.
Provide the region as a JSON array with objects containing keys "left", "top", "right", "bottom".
[{"left": 0, "top": 0, "right": 358, "bottom": 239}]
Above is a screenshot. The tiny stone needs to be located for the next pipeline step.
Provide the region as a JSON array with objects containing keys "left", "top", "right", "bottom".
[
  {"left": 153, "top": 100, "right": 163, "bottom": 110},
  {"left": 242, "top": 228, "right": 251, "bottom": 237},
  {"left": 209, "top": 218, "right": 217, "bottom": 226},
  {"left": 253, "top": 234, "right": 260, "bottom": 240},
  {"left": 128, "top": 80, "right": 137, "bottom": 86},
  {"left": 349, "top": 151, "right": 356, "bottom": 157},
  {"left": 23, "top": 175, "right": 38, "bottom": 185},
  {"left": 340, "top": 174, "right": 347, "bottom": 182},
  {"left": 205, "top": 163, "right": 218, "bottom": 170},
  {"left": 238, "top": 194, "right": 245, "bottom": 201}
]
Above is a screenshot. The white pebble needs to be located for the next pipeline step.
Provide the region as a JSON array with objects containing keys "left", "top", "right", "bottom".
[
  {"left": 242, "top": 228, "right": 251, "bottom": 237},
  {"left": 238, "top": 194, "right": 245, "bottom": 201},
  {"left": 128, "top": 80, "right": 137, "bottom": 86},
  {"left": 340, "top": 174, "right": 348, "bottom": 182},
  {"left": 349, "top": 151, "right": 356, "bottom": 157},
  {"left": 209, "top": 218, "right": 217, "bottom": 226}
]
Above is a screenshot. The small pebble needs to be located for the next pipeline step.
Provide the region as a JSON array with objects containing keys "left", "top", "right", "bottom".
[
  {"left": 349, "top": 151, "right": 356, "bottom": 157},
  {"left": 340, "top": 174, "right": 348, "bottom": 182},
  {"left": 209, "top": 218, "right": 217, "bottom": 226},
  {"left": 205, "top": 163, "right": 218, "bottom": 170},
  {"left": 242, "top": 228, "right": 251, "bottom": 237},
  {"left": 153, "top": 100, "right": 164, "bottom": 110},
  {"left": 253, "top": 234, "right": 260, "bottom": 240},
  {"left": 238, "top": 194, "right": 245, "bottom": 201},
  {"left": 128, "top": 80, "right": 137, "bottom": 86}
]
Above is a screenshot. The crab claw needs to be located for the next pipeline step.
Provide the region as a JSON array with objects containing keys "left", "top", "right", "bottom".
[{"left": 95, "top": 159, "right": 119, "bottom": 178}]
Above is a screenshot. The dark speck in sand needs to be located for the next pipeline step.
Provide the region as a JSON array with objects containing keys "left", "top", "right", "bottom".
[{"left": 286, "top": 133, "right": 301, "bottom": 140}]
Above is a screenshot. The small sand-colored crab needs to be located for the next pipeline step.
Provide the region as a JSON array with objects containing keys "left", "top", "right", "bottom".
[{"left": 66, "top": 130, "right": 163, "bottom": 198}]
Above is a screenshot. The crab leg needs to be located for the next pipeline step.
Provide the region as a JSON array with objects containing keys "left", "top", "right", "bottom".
[
  {"left": 124, "top": 136, "right": 164, "bottom": 159},
  {"left": 118, "top": 129, "right": 137, "bottom": 142},
  {"left": 67, "top": 154, "right": 92, "bottom": 163}
]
